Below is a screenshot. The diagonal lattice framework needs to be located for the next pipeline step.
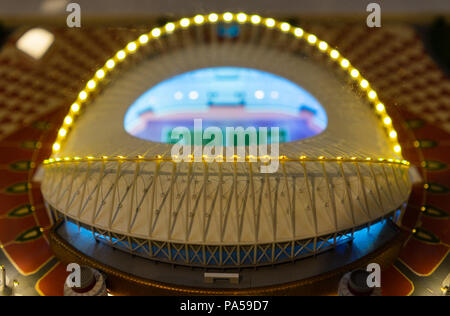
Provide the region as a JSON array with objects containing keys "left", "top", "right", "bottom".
[{"left": 44, "top": 156, "right": 409, "bottom": 267}]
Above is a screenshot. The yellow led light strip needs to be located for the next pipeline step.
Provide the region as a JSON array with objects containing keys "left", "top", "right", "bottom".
[
  {"left": 50, "top": 12, "right": 405, "bottom": 161},
  {"left": 43, "top": 155, "right": 410, "bottom": 166}
]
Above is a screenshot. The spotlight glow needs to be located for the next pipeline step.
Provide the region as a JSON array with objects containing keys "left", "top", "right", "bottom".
[
  {"left": 360, "top": 80, "right": 369, "bottom": 89},
  {"left": 251, "top": 15, "right": 261, "bottom": 24},
  {"left": 237, "top": 13, "right": 247, "bottom": 23},
  {"left": 127, "top": 42, "right": 137, "bottom": 52},
  {"left": 139, "top": 34, "right": 149, "bottom": 44},
  {"left": 368, "top": 90, "right": 377, "bottom": 99},
  {"left": 106, "top": 59, "right": 115, "bottom": 69},
  {"left": 254, "top": 90, "right": 264, "bottom": 99},
  {"left": 265, "top": 18, "right": 275, "bottom": 27},
  {"left": 294, "top": 28, "right": 304, "bottom": 37},
  {"left": 64, "top": 116, "right": 73, "bottom": 125},
  {"left": 151, "top": 28, "right": 161, "bottom": 37},
  {"left": 165, "top": 23, "right": 175, "bottom": 32},
  {"left": 340, "top": 59, "right": 350, "bottom": 68},
  {"left": 96, "top": 69, "right": 105, "bottom": 79},
  {"left": 307, "top": 35, "right": 317, "bottom": 44},
  {"left": 189, "top": 90, "right": 199, "bottom": 100},
  {"left": 384, "top": 117, "right": 392, "bottom": 125},
  {"left": 180, "top": 18, "right": 190, "bottom": 27},
  {"left": 87, "top": 80, "right": 96, "bottom": 89},
  {"left": 330, "top": 50, "right": 339, "bottom": 59},
  {"left": 208, "top": 13, "right": 218, "bottom": 23},
  {"left": 174, "top": 91, "right": 183, "bottom": 100},
  {"left": 116, "top": 50, "right": 126, "bottom": 60},
  {"left": 376, "top": 103, "right": 385, "bottom": 112},
  {"left": 194, "top": 15, "right": 204, "bottom": 24},
  {"left": 223, "top": 12, "right": 233, "bottom": 22},
  {"left": 52, "top": 143, "right": 60, "bottom": 151},
  {"left": 318, "top": 41, "right": 328, "bottom": 51},
  {"left": 280, "top": 23, "right": 290, "bottom": 32},
  {"left": 71, "top": 103, "right": 80, "bottom": 112},
  {"left": 16, "top": 28, "right": 54, "bottom": 59},
  {"left": 351, "top": 69, "right": 359, "bottom": 78},
  {"left": 79, "top": 91, "right": 87, "bottom": 100}
]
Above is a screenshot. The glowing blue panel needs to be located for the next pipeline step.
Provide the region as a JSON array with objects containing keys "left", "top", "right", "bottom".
[{"left": 124, "top": 67, "right": 327, "bottom": 143}]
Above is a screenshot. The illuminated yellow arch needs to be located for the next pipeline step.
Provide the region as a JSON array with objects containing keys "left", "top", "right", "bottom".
[{"left": 47, "top": 12, "right": 407, "bottom": 166}]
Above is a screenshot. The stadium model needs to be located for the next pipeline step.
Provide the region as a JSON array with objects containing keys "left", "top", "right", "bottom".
[{"left": 41, "top": 13, "right": 412, "bottom": 295}]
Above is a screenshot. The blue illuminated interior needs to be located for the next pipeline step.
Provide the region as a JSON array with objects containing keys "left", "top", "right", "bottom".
[
  {"left": 124, "top": 67, "right": 328, "bottom": 144},
  {"left": 66, "top": 215, "right": 393, "bottom": 267}
]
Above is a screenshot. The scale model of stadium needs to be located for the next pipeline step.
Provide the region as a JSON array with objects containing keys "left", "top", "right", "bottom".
[{"left": 41, "top": 13, "right": 412, "bottom": 268}]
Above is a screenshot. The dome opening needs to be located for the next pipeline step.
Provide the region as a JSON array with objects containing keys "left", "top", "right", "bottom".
[{"left": 124, "top": 67, "right": 327, "bottom": 144}]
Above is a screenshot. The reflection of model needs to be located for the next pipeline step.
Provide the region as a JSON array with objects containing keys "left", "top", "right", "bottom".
[
  {"left": 338, "top": 269, "right": 381, "bottom": 296},
  {"left": 442, "top": 273, "right": 450, "bottom": 296},
  {"left": 0, "top": 265, "right": 5, "bottom": 291},
  {"left": 299, "top": 106, "right": 323, "bottom": 134},
  {"left": 132, "top": 104, "right": 323, "bottom": 144},
  {"left": 0, "top": 265, "right": 11, "bottom": 296},
  {"left": 64, "top": 266, "right": 108, "bottom": 296}
]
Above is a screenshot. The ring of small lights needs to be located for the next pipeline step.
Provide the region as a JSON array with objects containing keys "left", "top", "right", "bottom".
[{"left": 50, "top": 13, "right": 403, "bottom": 157}]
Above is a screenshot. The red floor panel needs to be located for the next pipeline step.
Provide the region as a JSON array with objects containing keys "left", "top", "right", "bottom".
[
  {"left": 381, "top": 265, "right": 414, "bottom": 296},
  {"left": 0, "top": 147, "right": 34, "bottom": 164},
  {"left": 3, "top": 237, "right": 54, "bottom": 275},
  {"left": 420, "top": 216, "right": 450, "bottom": 246},
  {"left": 0, "top": 216, "right": 36, "bottom": 244},
  {"left": 399, "top": 238, "right": 449, "bottom": 276},
  {"left": 35, "top": 262, "right": 68, "bottom": 296}
]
